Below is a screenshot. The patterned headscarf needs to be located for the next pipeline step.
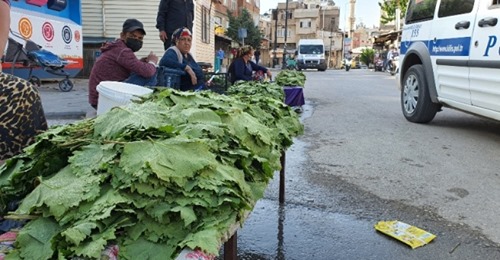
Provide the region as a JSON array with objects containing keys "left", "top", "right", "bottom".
[{"left": 171, "top": 27, "right": 192, "bottom": 46}]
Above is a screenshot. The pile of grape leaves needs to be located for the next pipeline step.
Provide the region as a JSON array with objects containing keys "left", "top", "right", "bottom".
[
  {"left": 0, "top": 81, "right": 303, "bottom": 259},
  {"left": 274, "top": 70, "right": 306, "bottom": 87}
]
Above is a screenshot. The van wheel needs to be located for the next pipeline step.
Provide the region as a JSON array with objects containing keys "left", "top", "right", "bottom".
[{"left": 401, "top": 64, "right": 440, "bottom": 123}]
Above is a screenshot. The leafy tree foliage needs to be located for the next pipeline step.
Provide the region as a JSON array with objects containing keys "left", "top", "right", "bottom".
[
  {"left": 379, "top": 0, "right": 408, "bottom": 25},
  {"left": 360, "top": 48, "right": 375, "bottom": 66},
  {"left": 226, "top": 8, "right": 262, "bottom": 48}
]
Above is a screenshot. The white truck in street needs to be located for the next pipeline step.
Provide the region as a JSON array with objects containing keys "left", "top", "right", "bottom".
[{"left": 296, "top": 39, "right": 327, "bottom": 71}]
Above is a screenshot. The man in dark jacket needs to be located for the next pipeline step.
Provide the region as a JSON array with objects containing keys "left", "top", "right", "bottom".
[
  {"left": 156, "top": 0, "right": 194, "bottom": 50},
  {"left": 88, "top": 18, "right": 159, "bottom": 109}
]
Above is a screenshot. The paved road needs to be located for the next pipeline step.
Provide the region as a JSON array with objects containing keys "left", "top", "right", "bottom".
[{"left": 233, "top": 69, "right": 500, "bottom": 259}]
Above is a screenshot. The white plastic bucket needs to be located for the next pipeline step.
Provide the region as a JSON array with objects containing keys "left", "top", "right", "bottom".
[{"left": 96, "top": 81, "right": 153, "bottom": 115}]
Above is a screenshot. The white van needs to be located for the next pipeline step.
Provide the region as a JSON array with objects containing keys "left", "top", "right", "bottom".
[
  {"left": 296, "top": 39, "right": 327, "bottom": 71},
  {"left": 397, "top": 0, "right": 500, "bottom": 123}
]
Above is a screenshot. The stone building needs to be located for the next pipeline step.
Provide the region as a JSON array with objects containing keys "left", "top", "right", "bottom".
[{"left": 263, "top": 0, "right": 341, "bottom": 68}]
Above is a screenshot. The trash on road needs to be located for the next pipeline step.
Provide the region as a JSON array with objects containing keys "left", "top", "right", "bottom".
[{"left": 375, "top": 220, "right": 436, "bottom": 249}]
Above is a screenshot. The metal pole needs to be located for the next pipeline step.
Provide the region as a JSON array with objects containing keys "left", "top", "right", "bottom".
[
  {"left": 273, "top": 9, "right": 278, "bottom": 67},
  {"left": 282, "top": 0, "right": 289, "bottom": 69},
  {"left": 328, "top": 18, "right": 334, "bottom": 69},
  {"left": 341, "top": 31, "right": 344, "bottom": 66},
  {"left": 322, "top": 7, "right": 325, "bottom": 38},
  {"left": 328, "top": 37, "right": 333, "bottom": 69}
]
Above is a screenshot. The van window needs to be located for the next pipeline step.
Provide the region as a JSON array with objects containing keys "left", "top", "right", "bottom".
[
  {"left": 299, "top": 45, "right": 323, "bottom": 54},
  {"left": 405, "top": 0, "right": 438, "bottom": 24},
  {"left": 438, "top": 0, "right": 474, "bottom": 17}
]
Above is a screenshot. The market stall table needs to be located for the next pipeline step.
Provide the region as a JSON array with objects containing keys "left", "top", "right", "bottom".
[
  {"left": 283, "top": 86, "right": 305, "bottom": 107},
  {"left": 222, "top": 150, "right": 287, "bottom": 260}
]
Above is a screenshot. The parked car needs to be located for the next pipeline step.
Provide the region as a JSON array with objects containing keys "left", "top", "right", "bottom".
[
  {"left": 397, "top": 0, "right": 500, "bottom": 123},
  {"left": 350, "top": 59, "right": 360, "bottom": 69}
]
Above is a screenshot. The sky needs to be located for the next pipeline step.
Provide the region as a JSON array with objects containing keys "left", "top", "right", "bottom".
[{"left": 259, "top": 0, "right": 381, "bottom": 29}]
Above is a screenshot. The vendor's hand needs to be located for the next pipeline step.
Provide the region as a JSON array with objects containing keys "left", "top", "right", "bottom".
[
  {"left": 185, "top": 66, "right": 197, "bottom": 86},
  {"left": 140, "top": 57, "right": 148, "bottom": 62},
  {"left": 159, "top": 31, "right": 168, "bottom": 42},
  {"left": 266, "top": 70, "right": 272, "bottom": 79},
  {"left": 147, "top": 52, "right": 158, "bottom": 65}
]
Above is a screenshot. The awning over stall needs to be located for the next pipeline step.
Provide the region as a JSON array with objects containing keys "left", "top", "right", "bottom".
[{"left": 372, "top": 30, "right": 401, "bottom": 48}]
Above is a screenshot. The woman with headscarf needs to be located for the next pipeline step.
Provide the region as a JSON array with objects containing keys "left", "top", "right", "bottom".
[
  {"left": 228, "top": 45, "right": 272, "bottom": 84},
  {"left": 0, "top": 0, "right": 48, "bottom": 162},
  {"left": 159, "top": 27, "right": 204, "bottom": 91}
]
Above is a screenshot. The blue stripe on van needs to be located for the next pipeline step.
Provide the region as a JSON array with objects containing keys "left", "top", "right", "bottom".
[{"left": 400, "top": 37, "right": 471, "bottom": 57}]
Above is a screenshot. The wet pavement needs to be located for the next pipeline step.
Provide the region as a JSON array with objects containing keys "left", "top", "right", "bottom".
[
  {"left": 226, "top": 110, "right": 500, "bottom": 260},
  {"left": 219, "top": 70, "right": 500, "bottom": 259},
  {"left": 216, "top": 105, "right": 498, "bottom": 260}
]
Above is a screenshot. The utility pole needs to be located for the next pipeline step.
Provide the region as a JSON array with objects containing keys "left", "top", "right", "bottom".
[
  {"left": 282, "top": 0, "right": 289, "bottom": 70},
  {"left": 328, "top": 18, "right": 335, "bottom": 69},
  {"left": 273, "top": 9, "right": 278, "bottom": 67}
]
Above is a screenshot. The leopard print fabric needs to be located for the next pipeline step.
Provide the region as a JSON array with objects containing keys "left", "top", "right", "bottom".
[{"left": 0, "top": 72, "right": 47, "bottom": 160}]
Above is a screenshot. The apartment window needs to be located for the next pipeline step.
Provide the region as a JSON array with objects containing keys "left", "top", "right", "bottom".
[
  {"left": 231, "top": 0, "right": 236, "bottom": 10},
  {"left": 281, "top": 11, "right": 292, "bottom": 20},
  {"left": 300, "top": 19, "right": 312, "bottom": 28},
  {"left": 279, "top": 28, "right": 292, "bottom": 38},
  {"left": 255, "top": 0, "right": 260, "bottom": 8},
  {"left": 278, "top": 28, "right": 284, "bottom": 37},
  {"left": 246, "top": 0, "right": 250, "bottom": 3},
  {"left": 202, "top": 6, "right": 210, "bottom": 43},
  {"left": 214, "top": 16, "right": 222, "bottom": 26}
]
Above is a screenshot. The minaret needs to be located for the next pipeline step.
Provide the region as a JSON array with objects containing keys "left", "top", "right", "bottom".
[{"left": 348, "top": 0, "right": 356, "bottom": 38}]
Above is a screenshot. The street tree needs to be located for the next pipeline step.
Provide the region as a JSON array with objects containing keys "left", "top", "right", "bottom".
[
  {"left": 360, "top": 48, "right": 375, "bottom": 66},
  {"left": 379, "top": 0, "right": 408, "bottom": 25},
  {"left": 226, "top": 8, "right": 262, "bottom": 49}
]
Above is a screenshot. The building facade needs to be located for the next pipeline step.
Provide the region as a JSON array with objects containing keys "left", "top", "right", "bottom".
[
  {"left": 212, "top": 0, "right": 261, "bottom": 69},
  {"left": 81, "top": 0, "right": 225, "bottom": 76},
  {"left": 264, "top": 0, "right": 341, "bottom": 68}
]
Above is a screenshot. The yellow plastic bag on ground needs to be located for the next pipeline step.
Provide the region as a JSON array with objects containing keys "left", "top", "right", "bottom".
[{"left": 374, "top": 220, "right": 436, "bottom": 249}]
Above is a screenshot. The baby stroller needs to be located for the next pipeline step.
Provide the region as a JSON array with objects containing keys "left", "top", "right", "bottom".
[
  {"left": 3, "top": 30, "right": 74, "bottom": 92},
  {"left": 286, "top": 57, "right": 297, "bottom": 70}
]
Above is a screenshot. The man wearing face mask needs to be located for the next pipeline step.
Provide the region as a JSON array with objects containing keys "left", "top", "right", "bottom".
[{"left": 88, "top": 18, "right": 159, "bottom": 109}]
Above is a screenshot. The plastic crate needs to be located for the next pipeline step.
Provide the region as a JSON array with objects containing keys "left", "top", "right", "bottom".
[
  {"left": 205, "top": 72, "right": 228, "bottom": 94},
  {"left": 157, "top": 67, "right": 186, "bottom": 90}
]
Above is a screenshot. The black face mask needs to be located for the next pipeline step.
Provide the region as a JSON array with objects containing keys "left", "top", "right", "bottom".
[{"left": 125, "top": 38, "right": 143, "bottom": 52}]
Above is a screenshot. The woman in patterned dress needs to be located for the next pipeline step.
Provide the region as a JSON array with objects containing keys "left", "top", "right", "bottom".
[{"left": 0, "top": 0, "right": 48, "bottom": 162}]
